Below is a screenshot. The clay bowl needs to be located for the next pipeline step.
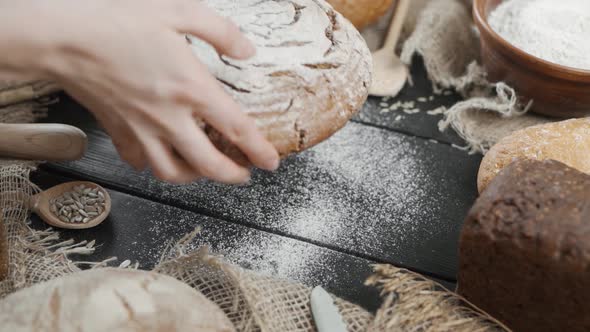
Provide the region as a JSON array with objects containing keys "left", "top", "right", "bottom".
[{"left": 473, "top": 0, "right": 590, "bottom": 118}]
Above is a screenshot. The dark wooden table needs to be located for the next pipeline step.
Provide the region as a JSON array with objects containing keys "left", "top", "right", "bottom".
[{"left": 31, "top": 58, "right": 481, "bottom": 312}]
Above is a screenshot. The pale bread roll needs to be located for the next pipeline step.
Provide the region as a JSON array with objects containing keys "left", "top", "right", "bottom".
[
  {"left": 191, "top": 0, "right": 371, "bottom": 163},
  {"left": 478, "top": 118, "right": 590, "bottom": 193},
  {"left": 326, "top": 0, "right": 394, "bottom": 29},
  {"left": 0, "top": 268, "right": 234, "bottom": 332}
]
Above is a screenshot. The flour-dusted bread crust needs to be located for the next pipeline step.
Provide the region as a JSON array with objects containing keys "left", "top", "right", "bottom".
[
  {"left": 326, "top": 0, "right": 394, "bottom": 29},
  {"left": 0, "top": 268, "right": 235, "bottom": 332},
  {"left": 477, "top": 118, "right": 590, "bottom": 193},
  {"left": 190, "top": 0, "right": 372, "bottom": 163}
]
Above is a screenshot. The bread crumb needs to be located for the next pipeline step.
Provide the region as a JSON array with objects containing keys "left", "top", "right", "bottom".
[
  {"left": 389, "top": 101, "right": 402, "bottom": 111},
  {"left": 417, "top": 97, "right": 428, "bottom": 102},
  {"left": 401, "top": 101, "right": 415, "bottom": 109},
  {"left": 427, "top": 107, "right": 446, "bottom": 115}
]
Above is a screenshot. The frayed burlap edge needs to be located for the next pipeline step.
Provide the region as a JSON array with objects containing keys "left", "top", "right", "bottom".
[
  {"left": 0, "top": 95, "right": 104, "bottom": 298},
  {"left": 400, "top": 0, "right": 549, "bottom": 154},
  {"left": 154, "top": 229, "right": 510, "bottom": 332}
]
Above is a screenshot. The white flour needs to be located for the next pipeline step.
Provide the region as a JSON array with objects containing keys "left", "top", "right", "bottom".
[{"left": 489, "top": 0, "right": 590, "bottom": 70}]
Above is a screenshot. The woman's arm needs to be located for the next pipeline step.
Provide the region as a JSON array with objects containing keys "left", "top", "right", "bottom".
[{"left": 0, "top": 0, "right": 279, "bottom": 184}]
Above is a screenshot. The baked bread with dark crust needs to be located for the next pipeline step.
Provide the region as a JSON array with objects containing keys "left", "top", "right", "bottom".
[{"left": 459, "top": 159, "right": 590, "bottom": 332}]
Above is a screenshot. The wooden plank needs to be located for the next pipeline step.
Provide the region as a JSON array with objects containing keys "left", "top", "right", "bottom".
[
  {"left": 32, "top": 170, "right": 456, "bottom": 311},
  {"left": 43, "top": 95, "right": 482, "bottom": 281},
  {"left": 353, "top": 56, "right": 466, "bottom": 146}
]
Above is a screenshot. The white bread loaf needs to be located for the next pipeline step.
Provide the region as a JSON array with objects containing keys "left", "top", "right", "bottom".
[
  {"left": 191, "top": 0, "right": 372, "bottom": 164},
  {"left": 0, "top": 268, "right": 234, "bottom": 332}
]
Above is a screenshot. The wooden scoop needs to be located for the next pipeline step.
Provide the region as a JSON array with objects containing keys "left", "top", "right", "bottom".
[
  {"left": 369, "top": 0, "right": 411, "bottom": 97},
  {"left": 29, "top": 181, "right": 111, "bottom": 229},
  {"left": 0, "top": 123, "right": 87, "bottom": 161}
]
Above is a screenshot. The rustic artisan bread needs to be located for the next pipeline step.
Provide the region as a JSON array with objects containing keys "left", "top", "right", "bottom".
[
  {"left": 459, "top": 159, "right": 590, "bottom": 332},
  {"left": 0, "top": 268, "right": 235, "bottom": 332},
  {"left": 326, "top": 0, "right": 394, "bottom": 30},
  {"left": 477, "top": 118, "right": 590, "bottom": 193},
  {"left": 190, "top": 0, "right": 371, "bottom": 163}
]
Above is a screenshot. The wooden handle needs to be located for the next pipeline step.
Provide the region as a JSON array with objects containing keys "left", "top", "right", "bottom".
[
  {"left": 0, "top": 123, "right": 87, "bottom": 161},
  {"left": 383, "top": 0, "right": 411, "bottom": 50}
]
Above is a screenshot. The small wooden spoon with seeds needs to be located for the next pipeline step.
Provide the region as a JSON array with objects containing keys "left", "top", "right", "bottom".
[{"left": 29, "top": 181, "right": 111, "bottom": 229}]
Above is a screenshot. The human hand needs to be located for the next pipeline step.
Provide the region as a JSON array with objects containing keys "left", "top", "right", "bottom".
[{"left": 1, "top": 0, "right": 279, "bottom": 184}]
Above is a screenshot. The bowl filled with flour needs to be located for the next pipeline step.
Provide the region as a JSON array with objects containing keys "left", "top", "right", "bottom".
[{"left": 474, "top": 0, "right": 590, "bottom": 118}]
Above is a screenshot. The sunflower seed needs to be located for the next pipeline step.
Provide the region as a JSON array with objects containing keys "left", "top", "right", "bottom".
[{"left": 79, "top": 209, "right": 88, "bottom": 217}]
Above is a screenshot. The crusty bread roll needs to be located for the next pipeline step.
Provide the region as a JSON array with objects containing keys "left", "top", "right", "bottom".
[
  {"left": 0, "top": 268, "right": 235, "bottom": 332},
  {"left": 191, "top": 0, "right": 371, "bottom": 163},
  {"left": 478, "top": 118, "right": 590, "bottom": 193},
  {"left": 327, "top": 0, "right": 395, "bottom": 30}
]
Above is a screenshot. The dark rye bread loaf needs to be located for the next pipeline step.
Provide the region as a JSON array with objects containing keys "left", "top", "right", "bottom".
[{"left": 458, "top": 159, "right": 590, "bottom": 332}]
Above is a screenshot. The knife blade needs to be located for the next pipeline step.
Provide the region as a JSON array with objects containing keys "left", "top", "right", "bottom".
[{"left": 310, "top": 286, "right": 348, "bottom": 332}]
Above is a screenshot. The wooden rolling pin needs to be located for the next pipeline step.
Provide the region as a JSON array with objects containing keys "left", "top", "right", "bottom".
[{"left": 0, "top": 123, "right": 87, "bottom": 161}]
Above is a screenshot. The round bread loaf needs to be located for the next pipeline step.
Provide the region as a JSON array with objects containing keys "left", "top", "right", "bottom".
[
  {"left": 326, "top": 0, "right": 394, "bottom": 29},
  {"left": 190, "top": 0, "right": 372, "bottom": 163},
  {"left": 0, "top": 268, "right": 234, "bottom": 332},
  {"left": 477, "top": 118, "right": 590, "bottom": 193}
]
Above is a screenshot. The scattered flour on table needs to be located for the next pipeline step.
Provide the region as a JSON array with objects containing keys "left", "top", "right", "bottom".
[
  {"left": 134, "top": 123, "right": 447, "bottom": 287},
  {"left": 489, "top": 0, "right": 590, "bottom": 70}
]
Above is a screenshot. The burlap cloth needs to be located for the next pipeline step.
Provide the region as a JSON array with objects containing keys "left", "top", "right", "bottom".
[{"left": 0, "top": 0, "right": 537, "bottom": 330}]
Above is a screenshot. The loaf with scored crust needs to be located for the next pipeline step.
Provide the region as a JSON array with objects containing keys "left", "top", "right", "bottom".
[
  {"left": 0, "top": 268, "right": 235, "bottom": 332},
  {"left": 190, "top": 0, "right": 372, "bottom": 164}
]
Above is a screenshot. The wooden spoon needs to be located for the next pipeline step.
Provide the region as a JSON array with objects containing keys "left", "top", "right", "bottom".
[
  {"left": 369, "top": 0, "right": 411, "bottom": 97},
  {"left": 29, "top": 181, "right": 111, "bottom": 229},
  {"left": 0, "top": 123, "right": 87, "bottom": 161}
]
